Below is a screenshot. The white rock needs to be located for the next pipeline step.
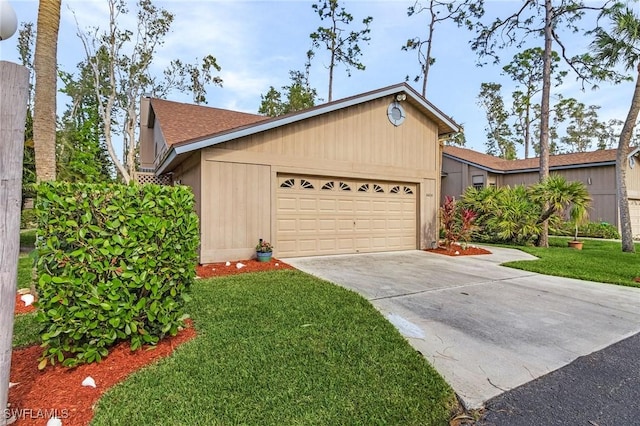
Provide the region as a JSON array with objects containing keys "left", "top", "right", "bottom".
[
  {"left": 20, "top": 294, "right": 34, "bottom": 306},
  {"left": 81, "top": 376, "right": 96, "bottom": 388},
  {"left": 9, "top": 381, "right": 19, "bottom": 388},
  {"left": 236, "top": 262, "right": 245, "bottom": 269},
  {"left": 275, "top": 263, "right": 279, "bottom": 267},
  {"left": 454, "top": 251, "right": 460, "bottom": 255},
  {"left": 225, "top": 261, "right": 231, "bottom": 266},
  {"left": 47, "top": 418, "right": 62, "bottom": 426}
]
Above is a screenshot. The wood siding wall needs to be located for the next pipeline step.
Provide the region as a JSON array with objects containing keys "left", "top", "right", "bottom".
[
  {"left": 444, "top": 159, "right": 619, "bottom": 227},
  {"left": 197, "top": 96, "right": 441, "bottom": 262},
  {"left": 626, "top": 161, "right": 640, "bottom": 199},
  {"left": 173, "top": 152, "right": 202, "bottom": 218},
  {"left": 502, "top": 167, "right": 618, "bottom": 225},
  {"left": 200, "top": 161, "right": 271, "bottom": 262}
]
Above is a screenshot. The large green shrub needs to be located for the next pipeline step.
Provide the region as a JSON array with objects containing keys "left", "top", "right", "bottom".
[
  {"left": 34, "top": 182, "right": 199, "bottom": 367},
  {"left": 459, "top": 175, "right": 591, "bottom": 245}
]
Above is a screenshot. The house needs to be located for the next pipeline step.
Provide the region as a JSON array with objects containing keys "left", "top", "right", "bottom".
[
  {"left": 442, "top": 145, "right": 640, "bottom": 237},
  {"left": 137, "top": 83, "right": 460, "bottom": 263}
]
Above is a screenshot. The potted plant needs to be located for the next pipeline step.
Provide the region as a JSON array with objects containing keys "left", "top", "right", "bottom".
[
  {"left": 255, "top": 238, "right": 273, "bottom": 262},
  {"left": 567, "top": 204, "right": 588, "bottom": 250}
]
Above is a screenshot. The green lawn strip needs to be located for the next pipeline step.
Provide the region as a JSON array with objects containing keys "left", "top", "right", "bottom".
[
  {"left": 17, "top": 254, "right": 33, "bottom": 290},
  {"left": 500, "top": 237, "right": 640, "bottom": 288},
  {"left": 92, "top": 270, "right": 455, "bottom": 426},
  {"left": 13, "top": 313, "right": 40, "bottom": 348}
]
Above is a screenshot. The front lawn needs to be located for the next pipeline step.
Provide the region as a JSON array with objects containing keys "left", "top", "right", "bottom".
[
  {"left": 14, "top": 270, "right": 456, "bottom": 425},
  {"left": 503, "top": 237, "right": 640, "bottom": 287}
]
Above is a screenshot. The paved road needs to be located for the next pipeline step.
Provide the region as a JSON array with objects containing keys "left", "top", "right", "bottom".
[
  {"left": 479, "top": 331, "right": 640, "bottom": 426},
  {"left": 284, "top": 249, "right": 640, "bottom": 409}
]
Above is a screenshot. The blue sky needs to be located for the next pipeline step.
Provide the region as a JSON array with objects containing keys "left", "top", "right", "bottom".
[{"left": 0, "top": 0, "right": 636, "bottom": 157}]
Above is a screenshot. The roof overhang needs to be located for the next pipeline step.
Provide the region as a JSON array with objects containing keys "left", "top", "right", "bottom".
[
  {"left": 442, "top": 152, "right": 616, "bottom": 175},
  {"left": 156, "top": 83, "right": 460, "bottom": 174}
]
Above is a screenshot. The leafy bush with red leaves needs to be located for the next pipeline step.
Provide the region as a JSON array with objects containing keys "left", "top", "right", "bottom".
[{"left": 440, "top": 196, "right": 477, "bottom": 248}]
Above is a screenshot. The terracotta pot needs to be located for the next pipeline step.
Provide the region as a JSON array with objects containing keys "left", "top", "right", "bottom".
[{"left": 567, "top": 240, "right": 583, "bottom": 250}]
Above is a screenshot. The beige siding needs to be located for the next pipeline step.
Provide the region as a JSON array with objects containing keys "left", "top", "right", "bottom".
[
  {"left": 200, "top": 161, "right": 271, "bottom": 263},
  {"left": 422, "top": 178, "right": 437, "bottom": 247},
  {"left": 203, "top": 97, "right": 440, "bottom": 179},
  {"left": 172, "top": 152, "right": 202, "bottom": 218},
  {"left": 626, "top": 161, "right": 640, "bottom": 198},
  {"left": 196, "top": 95, "right": 441, "bottom": 260}
]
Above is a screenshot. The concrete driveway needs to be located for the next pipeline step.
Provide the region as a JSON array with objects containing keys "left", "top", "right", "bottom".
[{"left": 283, "top": 248, "right": 640, "bottom": 409}]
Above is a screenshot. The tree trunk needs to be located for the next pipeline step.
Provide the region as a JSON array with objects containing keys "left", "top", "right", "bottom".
[
  {"left": 32, "top": 0, "right": 61, "bottom": 182},
  {"left": 617, "top": 65, "right": 640, "bottom": 253},
  {"left": 0, "top": 61, "right": 30, "bottom": 426},
  {"left": 536, "top": 0, "right": 553, "bottom": 248},
  {"left": 422, "top": 0, "right": 436, "bottom": 98}
]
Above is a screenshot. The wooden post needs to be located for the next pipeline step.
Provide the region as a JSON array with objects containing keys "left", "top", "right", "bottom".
[{"left": 0, "top": 61, "right": 30, "bottom": 425}]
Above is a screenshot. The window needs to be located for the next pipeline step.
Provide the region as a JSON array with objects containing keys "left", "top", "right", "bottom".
[
  {"left": 322, "top": 181, "right": 335, "bottom": 190},
  {"left": 472, "top": 175, "right": 485, "bottom": 190},
  {"left": 339, "top": 182, "right": 351, "bottom": 191},
  {"left": 280, "top": 178, "right": 295, "bottom": 188},
  {"left": 403, "top": 186, "right": 414, "bottom": 195},
  {"left": 358, "top": 184, "right": 369, "bottom": 192},
  {"left": 390, "top": 185, "right": 400, "bottom": 194},
  {"left": 373, "top": 184, "right": 384, "bottom": 193},
  {"left": 300, "top": 179, "right": 314, "bottom": 189}
]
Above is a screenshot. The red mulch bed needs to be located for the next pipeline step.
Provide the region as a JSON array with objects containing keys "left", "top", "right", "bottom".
[
  {"left": 14, "top": 293, "right": 36, "bottom": 315},
  {"left": 196, "top": 258, "right": 295, "bottom": 278},
  {"left": 9, "top": 258, "right": 292, "bottom": 426},
  {"left": 8, "top": 322, "right": 196, "bottom": 426},
  {"left": 426, "top": 243, "right": 492, "bottom": 256}
]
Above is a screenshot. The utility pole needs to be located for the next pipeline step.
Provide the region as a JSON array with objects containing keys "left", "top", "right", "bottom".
[{"left": 0, "top": 1, "right": 30, "bottom": 424}]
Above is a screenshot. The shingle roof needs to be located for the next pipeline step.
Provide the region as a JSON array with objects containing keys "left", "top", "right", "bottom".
[
  {"left": 443, "top": 146, "right": 618, "bottom": 173},
  {"left": 153, "top": 82, "right": 461, "bottom": 174},
  {"left": 149, "top": 98, "right": 269, "bottom": 146}
]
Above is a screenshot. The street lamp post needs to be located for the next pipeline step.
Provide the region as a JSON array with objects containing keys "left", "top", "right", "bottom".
[{"left": 0, "top": 1, "right": 30, "bottom": 424}]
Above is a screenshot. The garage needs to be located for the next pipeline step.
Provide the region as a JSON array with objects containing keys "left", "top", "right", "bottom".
[
  {"left": 139, "top": 82, "right": 460, "bottom": 263},
  {"left": 276, "top": 174, "right": 417, "bottom": 257}
]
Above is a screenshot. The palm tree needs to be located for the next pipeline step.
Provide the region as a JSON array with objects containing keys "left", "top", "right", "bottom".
[
  {"left": 591, "top": 4, "right": 640, "bottom": 253},
  {"left": 530, "top": 174, "right": 591, "bottom": 230},
  {"left": 33, "top": 0, "right": 61, "bottom": 182}
]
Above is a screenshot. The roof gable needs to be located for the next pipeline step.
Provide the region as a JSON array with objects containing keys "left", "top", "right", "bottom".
[{"left": 150, "top": 82, "right": 460, "bottom": 174}]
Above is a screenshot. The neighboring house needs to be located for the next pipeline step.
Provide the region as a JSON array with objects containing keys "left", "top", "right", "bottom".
[
  {"left": 442, "top": 145, "right": 640, "bottom": 237},
  {"left": 137, "top": 83, "right": 459, "bottom": 263}
]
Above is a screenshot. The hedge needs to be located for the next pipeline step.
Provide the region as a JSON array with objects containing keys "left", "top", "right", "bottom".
[{"left": 34, "top": 182, "right": 199, "bottom": 368}]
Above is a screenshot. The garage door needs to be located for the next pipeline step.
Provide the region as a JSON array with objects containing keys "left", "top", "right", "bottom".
[
  {"left": 630, "top": 199, "right": 640, "bottom": 239},
  {"left": 276, "top": 175, "right": 417, "bottom": 257}
]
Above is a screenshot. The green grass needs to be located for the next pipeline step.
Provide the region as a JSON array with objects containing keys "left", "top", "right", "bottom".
[
  {"left": 20, "top": 229, "right": 36, "bottom": 248},
  {"left": 17, "top": 254, "right": 33, "bottom": 290},
  {"left": 13, "top": 254, "right": 39, "bottom": 348},
  {"left": 502, "top": 237, "right": 640, "bottom": 287},
  {"left": 13, "top": 313, "right": 39, "bottom": 348},
  {"left": 90, "top": 270, "right": 455, "bottom": 425}
]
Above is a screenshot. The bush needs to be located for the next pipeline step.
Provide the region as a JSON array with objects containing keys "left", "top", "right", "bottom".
[
  {"left": 458, "top": 185, "right": 542, "bottom": 245},
  {"left": 458, "top": 176, "right": 591, "bottom": 245},
  {"left": 440, "top": 195, "right": 477, "bottom": 248},
  {"left": 34, "top": 182, "right": 199, "bottom": 368},
  {"left": 551, "top": 221, "right": 620, "bottom": 239}
]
